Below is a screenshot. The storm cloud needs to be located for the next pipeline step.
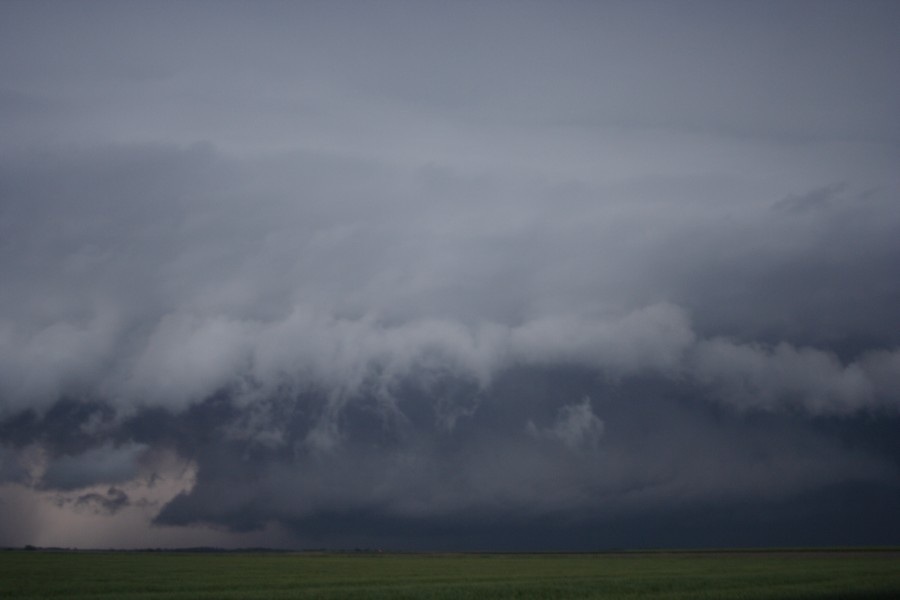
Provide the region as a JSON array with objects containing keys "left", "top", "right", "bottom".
[{"left": 1, "top": 1, "right": 899, "bottom": 549}]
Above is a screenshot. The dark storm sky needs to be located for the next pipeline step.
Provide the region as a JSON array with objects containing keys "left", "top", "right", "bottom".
[{"left": 1, "top": 0, "right": 899, "bottom": 549}]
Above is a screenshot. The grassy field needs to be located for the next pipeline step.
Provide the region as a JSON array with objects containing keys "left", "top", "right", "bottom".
[{"left": 1, "top": 550, "right": 899, "bottom": 599}]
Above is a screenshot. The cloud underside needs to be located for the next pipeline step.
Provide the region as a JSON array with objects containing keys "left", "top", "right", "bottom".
[
  {"left": 1, "top": 1, "right": 899, "bottom": 548},
  {"left": 0, "top": 139, "right": 898, "bottom": 548}
]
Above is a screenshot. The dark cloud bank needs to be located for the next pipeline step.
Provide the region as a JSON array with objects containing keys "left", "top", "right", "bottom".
[{"left": 1, "top": 1, "right": 899, "bottom": 550}]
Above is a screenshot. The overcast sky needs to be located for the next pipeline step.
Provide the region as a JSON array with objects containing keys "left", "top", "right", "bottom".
[{"left": 1, "top": 0, "right": 899, "bottom": 550}]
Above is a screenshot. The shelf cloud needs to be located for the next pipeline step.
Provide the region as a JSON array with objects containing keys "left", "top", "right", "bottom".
[{"left": 1, "top": 0, "right": 899, "bottom": 550}]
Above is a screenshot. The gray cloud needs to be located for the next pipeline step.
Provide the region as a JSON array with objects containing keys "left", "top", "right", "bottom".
[
  {"left": 0, "top": 447, "right": 29, "bottom": 484},
  {"left": 147, "top": 374, "right": 896, "bottom": 547},
  {"left": 1, "top": 0, "right": 899, "bottom": 549},
  {"left": 0, "top": 141, "right": 896, "bottom": 412},
  {"left": 527, "top": 397, "right": 605, "bottom": 450},
  {"left": 40, "top": 443, "right": 147, "bottom": 491},
  {"left": 66, "top": 487, "right": 130, "bottom": 515}
]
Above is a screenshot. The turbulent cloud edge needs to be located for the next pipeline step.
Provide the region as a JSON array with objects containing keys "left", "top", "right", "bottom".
[{"left": 1, "top": 302, "right": 897, "bottom": 419}]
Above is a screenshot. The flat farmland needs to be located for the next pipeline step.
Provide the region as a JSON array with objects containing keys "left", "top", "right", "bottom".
[{"left": 1, "top": 550, "right": 899, "bottom": 599}]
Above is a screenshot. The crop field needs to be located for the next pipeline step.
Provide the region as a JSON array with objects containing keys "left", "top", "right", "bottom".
[{"left": 1, "top": 550, "right": 899, "bottom": 599}]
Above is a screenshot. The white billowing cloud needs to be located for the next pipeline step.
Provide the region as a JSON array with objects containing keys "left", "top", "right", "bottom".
[
  {"left": 0, "top": 299, "right": 687, "bottom": 414},
  {"left": 0, "top": 314, "right": 120, "bottom": 414},
  {"left": 1, "top": 295, "right": 899, "bottom": 421},
  {"left": 690, "top": 339, "right": 900, "bottom": 415},
  {"left": 860, "top": 350, "right": 900, "bottom": 397},
  {"left": 125, "top": 302, "right": 695, "bottom": 410},
  {"left": 119, "top": 303, "right": 900, "bottom": 417},
  {"left": 508, "top": 303, "right": 694, "bottom": 374},
  {"left": 0, "top": 132, "right": 896, "bottom": 422},
  {"left": 244, "top": 302, "right": 697, "bottom": 401},
  {"left": 121, "top": 313, "right": 255, "bottom": 410}
]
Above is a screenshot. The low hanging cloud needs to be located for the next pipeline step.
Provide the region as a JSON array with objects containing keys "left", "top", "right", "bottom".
[
  {"left": 527, "top": 397, "right": 605, "bottom": 450},
  {"left": 691, "top": 339, "right": 889, "bottom": 415},
  {"left": 66, "top": 487, "right": 130, "bottom": 515},
  {"left": 1, "top": 1, "right": 899, "bottom": 549},
  {"left": 0, "top": 143, "right": 897, "bottom": 550},
  {"left": 1, "top": 293, "right": 897, "bottom": 422},
  {"left": 40, "top": 443, "right": 148, "bottom": 491}
]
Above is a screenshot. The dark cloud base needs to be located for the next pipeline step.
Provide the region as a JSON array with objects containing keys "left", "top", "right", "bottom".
[
  {"left": 261, "top": 483, "right": 900, "bottom": 552},
  {"left": 1, "top": 1, "right": 899, "bottom": 550},
  {"left": 4, "top": 365, "right": 897, "bottom": 550}
]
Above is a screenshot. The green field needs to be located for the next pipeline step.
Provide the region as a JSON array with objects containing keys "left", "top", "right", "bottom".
[{"left": 1, "top": 550, "right": 899, "bottom": 599}]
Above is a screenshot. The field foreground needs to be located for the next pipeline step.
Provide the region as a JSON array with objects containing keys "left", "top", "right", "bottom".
[{"left": 1, "top": 550, "right": 899, "bottom": 599}]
